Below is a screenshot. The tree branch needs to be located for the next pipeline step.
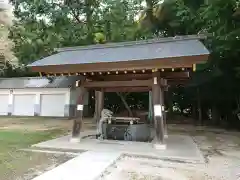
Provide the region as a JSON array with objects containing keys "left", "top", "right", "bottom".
[
  {"left": 69, "top": 6, "right": 82, "bottom": 23},
  {"left": 54, "top": 1, "right": 83, "bottom": 24},
  {"left": 117, "top": 92, "right": 133, "bottom": 117}
]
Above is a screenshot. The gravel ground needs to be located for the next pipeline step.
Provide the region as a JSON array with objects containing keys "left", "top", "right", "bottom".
[{"left": 99, "top": 126, "right": 240, "bottom": 180}]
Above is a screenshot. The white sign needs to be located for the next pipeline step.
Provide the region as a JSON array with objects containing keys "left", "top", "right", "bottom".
[
  {"left": 153, "top": 77, "right": 158, "bottom": 85},
  {"left": 77, "top": 104, "right": 83, "bottom": 111},
  {"left": 154, "top": 104, "right": 162, "bottom": 117}
]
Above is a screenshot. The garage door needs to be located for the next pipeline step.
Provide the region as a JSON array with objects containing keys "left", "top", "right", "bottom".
[
  {"left": 0, "top": 95, "right": 9, "bottom": 115},
  {"left": 12, "top": 94, "right": 35, "bottom": 116},
  {"left": 40, "top": 94, "right": 65, "bottom": 117}
]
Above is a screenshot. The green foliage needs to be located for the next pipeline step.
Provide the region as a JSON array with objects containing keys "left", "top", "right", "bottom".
[
  {"left": 9, "top": 0, "right": 147, "bottom": 64},
  {"left": 0, "top": 61, "right": 38, "bottom": 77},
  {"left": 140, "top": 0, "right": 240, "bottom": 126},
  {"left": 94, "top": 32, "right": 106, "bottom": 44}
]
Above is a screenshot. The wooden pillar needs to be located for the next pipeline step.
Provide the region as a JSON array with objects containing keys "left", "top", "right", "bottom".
[
  {"left": 95, "top": 90, "right": 104, "bottom": 137},
  {"left": 95, "top": 90, "right": 104, "bottom": 123},
  {"left": 161, "top": 89, "right": 168, "bottom": 138},
  {"left": 98, "top": 90, "right": 104, "bottom": 119},
  {"left": 94, "top": 91, "right": 99, "bottom": 122},
  {"left": 152, "top": 74, "right": 166, "bottom": 149},
  {"left": 197, "top": 87, "right": 203, "bottom": 125},
  {"left": 71, "top": 87, "right": 85, "bottom": 142},
  {"left": 148, "top": 91, "right": 154, "bottom": 125}
]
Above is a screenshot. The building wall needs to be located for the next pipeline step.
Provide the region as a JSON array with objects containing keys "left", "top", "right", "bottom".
[
  {"left": 0, "top": 88, "right": 71, "bottom": 117},
  {"left": 0, "top": 87, "right": 90, "bottom": 117}
]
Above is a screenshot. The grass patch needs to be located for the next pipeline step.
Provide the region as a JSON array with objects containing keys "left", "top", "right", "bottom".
[{"left": 0, "top": 129, "right": 66, "bottom": 176}]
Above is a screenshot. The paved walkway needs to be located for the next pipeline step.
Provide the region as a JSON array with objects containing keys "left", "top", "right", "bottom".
[{"left": 32, "top": 151, "right": 121, "bottom": 180}]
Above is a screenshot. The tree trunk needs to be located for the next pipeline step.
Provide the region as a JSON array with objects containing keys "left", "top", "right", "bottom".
[
  {"left": 84, "top": 0, "right": 94, "bottom": 42},
  {"left": 117, "top": 92, "right": 133, "bottom": 117}
]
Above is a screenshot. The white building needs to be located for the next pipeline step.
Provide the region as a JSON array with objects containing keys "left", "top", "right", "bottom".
[{"left": 0, "top": 76, "right": 88, "bottom": 117}]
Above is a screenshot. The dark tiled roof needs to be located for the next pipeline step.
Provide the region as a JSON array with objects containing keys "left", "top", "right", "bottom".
[
  {"left": 0, "top": 76, "right": 79, "bottom": 89},
  {"left": 28, "top": 36, "right": 209, "bottom": 67}
]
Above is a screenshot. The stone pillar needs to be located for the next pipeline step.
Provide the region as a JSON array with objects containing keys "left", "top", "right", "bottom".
[
  {"left": 71, "top": 84, "right": 85, "bottom": 142},
  {"left": 152, "top": 75, "right": 165, "bottom": 150}
]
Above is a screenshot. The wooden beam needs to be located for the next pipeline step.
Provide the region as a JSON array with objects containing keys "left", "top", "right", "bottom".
[
  {"left": 82, "top": 79, "right": 152, "bottom": 88},
  {"left": 163, "top": 72, "right": 189, "bottom": 79},
  {"left": 98, "top": 73, "right": 152, "bottom": 81},
  {"left": 90, "top": 72, "right": 190, "bottom": 81},
  {"left": 104, "top": 86, "right": 151, "bottom": 92},
  {"left": 90, "top": 80, "right": 188, "bottom": 90}
]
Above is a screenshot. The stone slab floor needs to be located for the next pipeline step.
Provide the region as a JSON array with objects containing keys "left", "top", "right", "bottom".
[{"left": 32, "top": 131, "right": 204, "bottom": 164}]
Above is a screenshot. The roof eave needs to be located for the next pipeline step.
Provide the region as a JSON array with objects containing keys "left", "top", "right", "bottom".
[{"left": 29, "top": 54, "right": 209, "bottom": 74}]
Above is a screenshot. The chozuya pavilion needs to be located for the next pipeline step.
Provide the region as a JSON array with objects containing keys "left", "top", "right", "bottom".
[{"left": 28, "top": 34, "right": 209, "bottom": 150}]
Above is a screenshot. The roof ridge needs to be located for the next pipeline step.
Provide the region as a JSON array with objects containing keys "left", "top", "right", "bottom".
[{"left": 55, "top": 34, "right": 208, "bottom": 52}]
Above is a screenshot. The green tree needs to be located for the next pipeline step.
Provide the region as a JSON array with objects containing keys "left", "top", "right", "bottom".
[
  {"left": 139, "top": 0, "right": 240, "bottom": 127},
  {"left": 9, "top": 0, "right": 147, "bottom": 64}
]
